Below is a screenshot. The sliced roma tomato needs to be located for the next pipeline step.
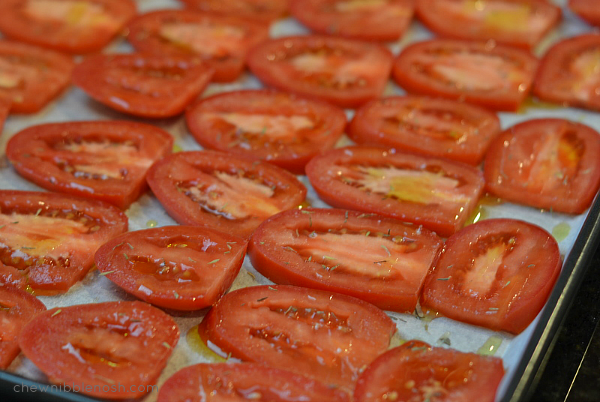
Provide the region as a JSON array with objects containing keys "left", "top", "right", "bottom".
[
  {"left": 246, "top": 35, "right": 393, "bottom": 108},
  {"left": 146, "top": 151, "right": 307, "bottom": 238},
  {"left": 392, "top": 39, "right": 538, "bottom": 111},
  {"left": 179, "top": 0, "right": 290, "bottom": 23},
  {"left": 200, "top": 285, "right": 396, "bottom": 391},
  {"left": 127, "top": 10, "right": 268, "bottom": 83},
  {"left": 348, "top": 96, "right": 501, "bottom": 165},
  {"left": 416, "top": 0, "right": 560, "bottom": 50},
  {"left": 533, "top": 34, "right": 600, "bottom": 112},
  {"left": 6, "top": 121, "right": 173, "bottom": 209},
  {"left": 0, "top": 266, "right": 27, "bottom": 290},
  {"left": 0, "top": 191, "right": 128, "bottom": 292},
  {"left": 157, "top": 363, "right": 351, "bottom": 402},
  {"left": 0, "top": 40, "right": 73, "bottom": 114},
  {"left": 18, "top": 301, "right": 178, "bottom": 399},
  {"left": 95, "top": 226, "right": 247, "bottom": 311},
  {"left": 0, "top": 0, "right": 136, "bottom": 54},
  {"left": 249, "top": 208, "right": 443, "bottom": 312},
  {"left": 422, "top": 219, "right": 562, "bottom": 334},
  {"left": 354, "top": 340, "right": 504, "bottom": 402},
  {"left": 0, "top": 99, "right": 8, "bottom": 131},
  {"left": 484, "top": 119, "right": 600, "bottom": 214},
  {"left": 305, "top": 147, "right": 485, "bottom": 237},
  {"left": 290, "top": 0, "right": 415, "bottom": 42},
  {"left": 72, "top": 53, "right": 213, "bottom": 118},
  {"left": 185, "top": 90, "right": 347, "bottom": 174},
  {"left": 569, "top": 0, "right": 600, "bottom": 27},
  {"left": 0, "top": 283, "right": 46, "bottom": 369}
]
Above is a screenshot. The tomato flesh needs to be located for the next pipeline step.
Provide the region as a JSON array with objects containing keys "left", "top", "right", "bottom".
[
  {"left": 180, "top": 0, "right": 290, "bottom": 22},
  {"left": 569, "top": 0, "right": 600, "bottom": 27}
]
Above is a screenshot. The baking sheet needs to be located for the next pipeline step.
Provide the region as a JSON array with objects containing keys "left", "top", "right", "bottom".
[{"left": 1, "top": 0, "right": 599, "bottom": 401}]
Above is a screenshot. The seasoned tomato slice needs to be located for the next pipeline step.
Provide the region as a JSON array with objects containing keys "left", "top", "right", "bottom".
[
  {"left": 392, "top": 39, "right": 538, "bottom": 111},
  {"left": 0, "top": 0, "right": 136, "bottom": 54},
  {"left": 0, "top": 191, "right": 128, "bottom": 292},
  {"left": 180, "top": 0, "right": 290, "bottom": 23},
  {"left": 200, "top": 285, "right": 396, "bottom": 391},
  {"left": 7, "top": 121, "right": 173, "bottom": 209},
  {"left": 349, "top": 96, "right": 501, "bottom": 165},
  {"left": 185, "top": 90, "right": 347, "bottom": 174},
  {"left": 18, "top": 301, "right": 179, "bottom": 399},
  {"left": 249, "top": 208, "right": 443, "bottom": 312},
  {"left": 95, "top": 226, "right": 247, "bottom": 311},
  {"left": 306, "top": 147, "right": 485, "bottom": 237},
  {"left": 146, "top": 151, "right": 307, "bottom": 238},
  {"left": 354, "top": 340, "right": 504, "bottom": 402},
  {"left": 569, "top": 0, "right": 600, "bottom": 27},
  {"left": 422, "top": 219, "right": 561, "bottom": 334},
  {"left": 127, "top": 10, "right": 268, "bottom": 83},
  {"left": 484, "top": 119, "right": 600, "bottom": 214},
  {"left": 290, "top": 0, "right": 415, "bottom": 42},
  {"left": 247, "top": 35, "right": 393, "bottom": 108}
]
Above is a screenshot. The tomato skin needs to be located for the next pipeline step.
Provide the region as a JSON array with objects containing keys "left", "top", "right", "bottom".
[
  {"left": 180, "top": 0, "right": 290, "bottom": 23},
  {"left": 18, "top": 301, "right": 179, "bottom": 399},
  {"left": 484, "top": 119, "right": 600, "bottom": 214},
  {"left": 569, "top": 0, "right": 600, "bottom": 27},
  {"left": 422, "top": 219, "right": 562, "bottom": 334},
  {"left": 348, "top": 96, "right": 501, "bottom": 165},
  {"left": 185, "top": 90, "right": 347, "bottom": 174}
]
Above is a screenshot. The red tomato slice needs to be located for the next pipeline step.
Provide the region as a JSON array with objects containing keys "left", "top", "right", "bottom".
[
  {"left": 416, "top": 0, "right": 561, "bottom": 50},
  {"left": 422, "top": 219, "right": 562, "bottom": 334},
  {"left": 180, "top": 0, "right": 290, "bottom": 23},
  {"left": 569, "top": 0, "right": 600, "bottom": 27},
  {"left": 18, "top": 301, "right": 178, "bottom": 399},
  {"left": 0, "top": 283, "right": 46, "bottom": 369},
  {"left": 95, "top": 226, "right": 247, "bottom": 311},
  {"left": 354, "top": 340, "right": 505, "bottom": 402},
  {"left": 157, "top": 363, "right": 351, "bottom": 402},
  {"left": 0, "top": 40, "right": 73, "bottom": 114},
  {"left": 246, "top": 35, "right": 393, "bottom": 108},
  {"left": 185, "top": 90, "right": 347, "bottom": 174},
  {"left": 249, "top": 208, "right": 443, "bottom": 312},
  {"left": 200, "top": 285, "right": 396, "bottom": 391},
  {"left": 484, "top": 119, "right": 600, "bottom": 214},
  {"left": 348, "top": 96, "right": 501, "bottom": 165},
  {"left": 0, "top": 266, "right": 27, "bottom": 290},
  {"left": 533, "top": 34, "right": 600, "bottom": 112},
  {"left": 290, "top": 0, "right": 415, "bottom": 42},
  {"left": 127, "top": 10, "right": 269, "bottom": 83},
  {"left": 0, "top": 0, "right": 136, "bottom": 54},
  {"left": 72, "top": 53, "right": 213, "bottom": 119},
  {"left": 0, "top": 191, "right": 128, "bottom": 292},
  {"left": 146, "top": 151, "right": 307, "bottom": 238},
  {"left": 392, "top": 39, "right": 538, "bottom": 111},
  {"left": 305, "top": 147, "right": 485, "bottom": 237}
]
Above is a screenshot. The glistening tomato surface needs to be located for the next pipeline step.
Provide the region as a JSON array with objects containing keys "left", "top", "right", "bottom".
[
  {"left": 484, "top": 119, "right": 600, "bottom": 214},
  {"left": 7, "top": 121, "right": 173, "bottom": 209},
  {"left": 305, "top": 147, "right": 485, "bottom": 237},
  {"left": 422, "top": 219, "right": 562, "bottom": 334},
  {"left": 180, "top": 0, "right": 290, "bottom": 23},
  {"left": 569, "top": 0, "right": 600, "bottom": 27},
  {"left": 18, "top": 301, "right": 179, "bottom": 399},
  {"left": 185, "top": 90, "right": 347, "bottom": 174},
  {"left": 392, "top": 39, "right": 538, "bottom": 111},
  {"left": 249, "top": 208, "right": 443, "bottom": 312},
  {"left": 200, "top": 285, "right": 396, "bottom": 391}
]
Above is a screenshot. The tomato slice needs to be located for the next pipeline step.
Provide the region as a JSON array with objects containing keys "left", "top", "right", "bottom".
[
  {"left": 95, "top": 226, "right": 247, "bottom": 311},
  {"left": 249, "top": 208, "right": 443, "bottom": 312},
  {"left": 72, "top": 53, "right": 213, "bottom": 118},
  {"left": 180, "top": 0, "right": 290, "bottom": 23},
  {"left": 0, "top": 266, "right": 27, "bottom": 290},
  {"left": 200, "top": 285, "right": 396, "bottom": 391},
  {"left": 0, "top": 40, "right": 73, "bottom": 114},
  {"left": 146, "top": 151, "right": 307, "bottom": 238},
  {"left": 0, "top": 190, "right": 128, "bottom": 292},
  {"left": 290, "top": 0, "right": 415, "bottom": 42},
  {"left": 0, "top": 0, "right": 136, "bottom": 54},
  {"left": 7, "top": 121, "right": 173, "bottom": 209},
  {"left": 348, "top": 96, "right": 501, "bottom": 165},
  {"left": 185, "top": 90, "right": 347, "bottom": 174},
  {"left": 18, "top": 301, "right": 178, "bottom": 399},
  {"left": 569, "top": 0, "right": 600, "bottom": 27},
  {"left": 392, "top": 39, "right": 538, "bottom": 111},
  {"left": 354, "top": 340, "right": 504, "bottom": 402},
  {"left": 127, "top": 10, "right": 269, "bottom": 83},
  {"left": 422, "top": 219, "right": 562, "bottom": 334},
  {"left": 533, "top": 34, "right": 600, "bottom": 112},
  {"left": 247, "top": 35, "right": 394, "bottom": 108},
  {"left": 305, "top": 147, "right": 485, "bottom": 237}
]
